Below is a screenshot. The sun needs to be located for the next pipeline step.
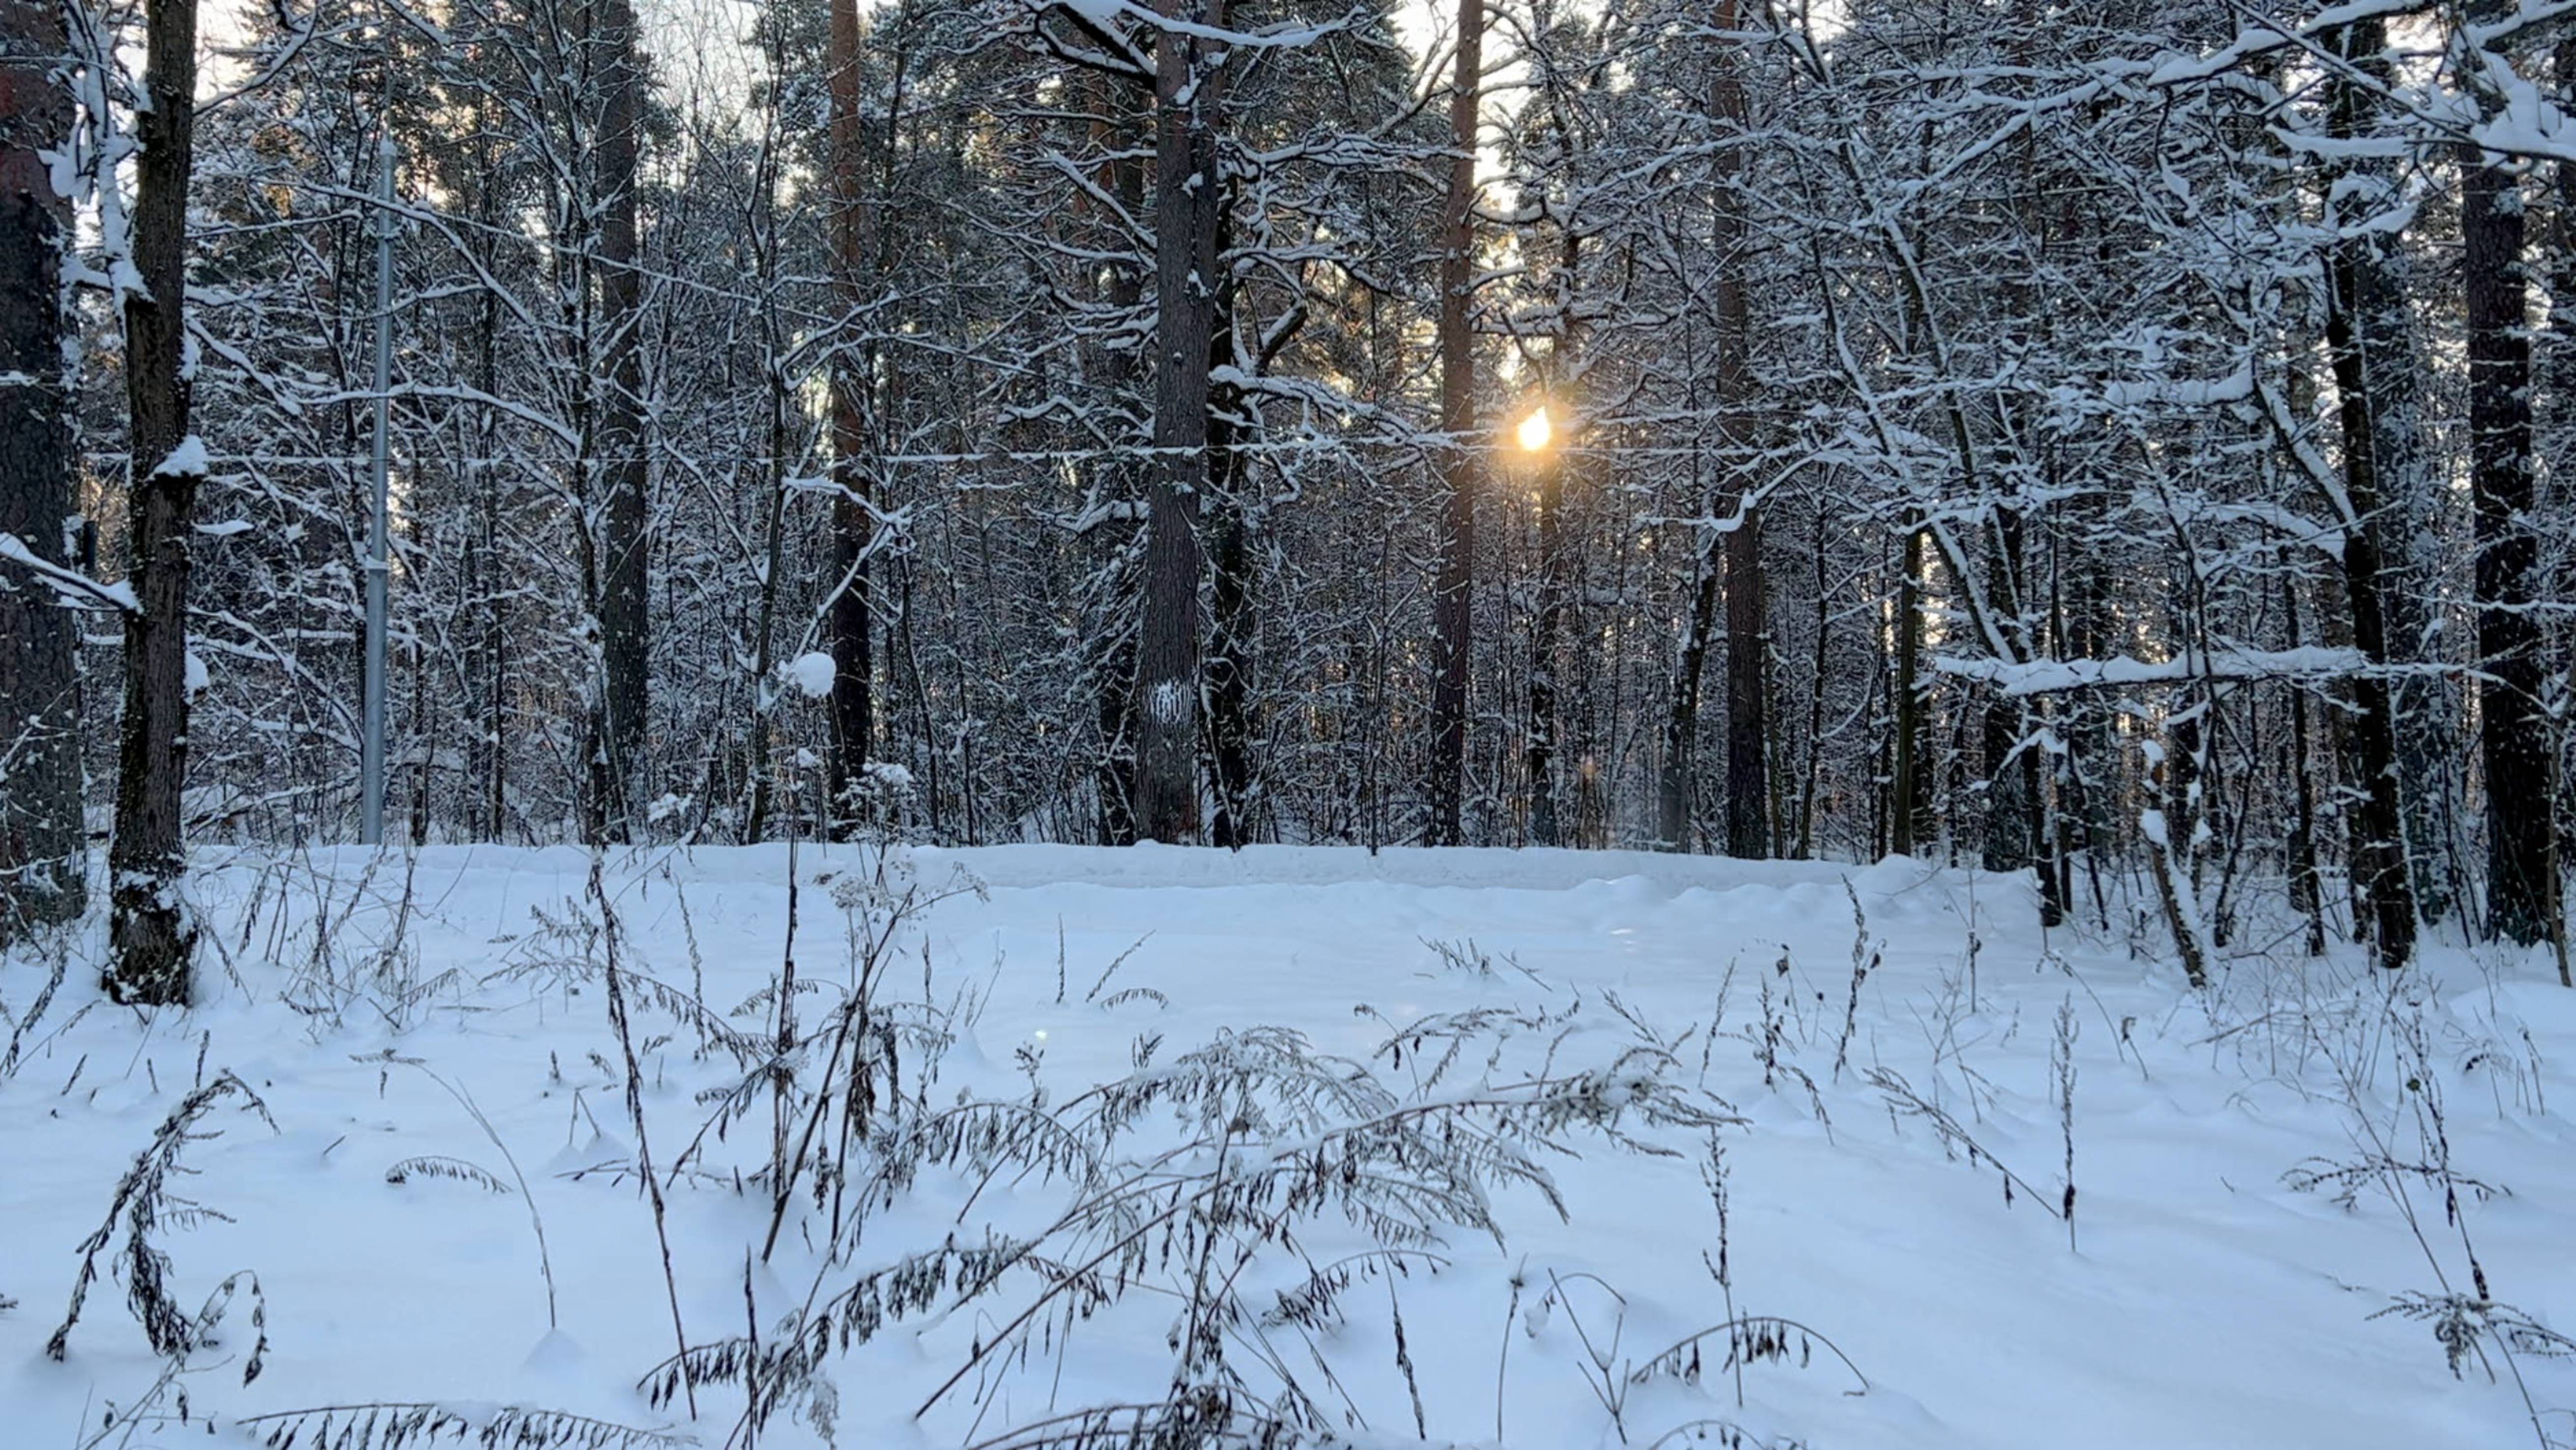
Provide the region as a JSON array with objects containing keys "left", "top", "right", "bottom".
[{"left": 1516, "top": 405, "right": 1553, "bottom": 453}]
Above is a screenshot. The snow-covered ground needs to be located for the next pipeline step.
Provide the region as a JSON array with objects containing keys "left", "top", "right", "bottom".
[{"left": 3, "top": 844, "right": 2570, "bottom": 1449}]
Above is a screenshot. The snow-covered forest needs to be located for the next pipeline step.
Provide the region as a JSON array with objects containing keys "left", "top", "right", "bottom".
[{"left": 5, "top": 1, "right": 2576, "bottom": 1447}]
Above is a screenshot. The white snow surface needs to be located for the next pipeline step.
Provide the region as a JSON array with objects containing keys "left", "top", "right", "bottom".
[{"left": 0, "top": 843, "right": 2567, "bottom": 1449}]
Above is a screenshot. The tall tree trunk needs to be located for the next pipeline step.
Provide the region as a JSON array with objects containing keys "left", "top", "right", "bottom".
[
  {"left": 0, "top": 0, "right": 87, "bottom": 940},
  {"left": 1710, "top": 0, "right": 1767, "bottom": 861},
  {"left": 1660, "top": 533, "right": 1719, "bottom": 851},
  {"left": 2327, "top": 25, "right": 2454, "bottom": 926},
  {"left": 2061, "top": 481, "right": 2113, "bottom": 925},
  {"left": 1525, "top": 213, "right": 1583, "bottom": 851},
  {"left": 2323, "top": 323, "right": 2419, "bottom": 968},
  {"left": 824, "top": 0, "right": 878, "bottom": 837},
  {"left": 1980, "top": 511, "right": 2031, "bottom": 875},
  {"left": 1527, "top": 447, "right": 1563, "bottom": 847},
  {"left": 468, "top": 114, "right": 508, "bottom": 843},
  {"left": 1205, "top": 198, "right": 1256, "bottom": 849},
  {"left": 106, "top": 0, "right": 205, "bottom": 1002},
  {"left": 2462, "top": 37, "right": 2551, "bottom": 945},
  {"left": 1794, "top": 497, "right": 1829, "bottom": 860},
  {"left": 1425, "top": 0, "right": 1480, "bottom": 847},
  {"left": 2283, "top": 564, "right": 2328, "bottom": 956},
  {"left": 1207, "top": 505, "right": 1254, "bottom": 845},
  {"left": 1132, "top": 0, "right": 1226, "bottom": 844},
  {"left": 1994, "top": 1, "right": 2053, "bottom": 922},
  {"left": 1889, "top": 521, "right": 1930, "bottom": 858},
  {"left": 2550, "top": 35, "right": 2576, "bottom": 959},
  {"left": 1083, "top": 74, "right": 1142, "bottom": 846},
  {"left": 743, "top": 141, "right": 793, "bottom": 845},
  {"left": 1722, "top": 509, "right": 1768, "bottom": 859},
  {"left": 876, "top": 40, "right": 918, "bottom": 832},
  {"left": 2318, "top": 19, "right": 2419, "bottom": 967},
  {"left": 590, "top": 0, "right": 649, "bottom": 843},
  {"left": 1207, "top": 443, "right": 1255, "bottom": 848}
]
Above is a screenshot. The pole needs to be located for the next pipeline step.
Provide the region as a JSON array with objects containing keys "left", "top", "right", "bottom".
[{"left": 362, "top": 138, "right": 393, "bottom": 845}]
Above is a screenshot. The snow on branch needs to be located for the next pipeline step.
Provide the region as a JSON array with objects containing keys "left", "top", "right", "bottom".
[
  {"left": 1933, "top": 646, "right": 2366, "bottom": 697},
  {"left": 1046, "top": 0, "right": 1366, "bottom": 52},
  {"left": 0, "top": 533, "right": 138, "bottom": 614},
  {"left": 2098, "top": 360, "right": 2252, "bottom": 410},
  {"left": 2145, "top": 1, "right": 2429, "bottom": 90}
]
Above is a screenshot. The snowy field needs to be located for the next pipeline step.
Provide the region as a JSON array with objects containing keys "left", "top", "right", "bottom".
[{"left": 3, "top": 844, "right": 2571, "bottom": 1449}]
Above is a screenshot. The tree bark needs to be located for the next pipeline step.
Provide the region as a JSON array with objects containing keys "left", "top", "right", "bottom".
[
  {"left": 2327, "top": 24, "right": 2454, "bottom": 926},
  {"left": 2317, "top": 19, "right": 2419, "bottom": 968},
  {"left": 0, "top": 0, "right": 86, "bottom": 940},
  {"left": 1205, "top": 195, "right": 1257, "bottom": 849},
  {"left": 1794, "top": 498, "right": 1829, "bottom": 860},
  {"left": 1081, "top": 71, "right": 1142, "bottom": 846},
  {"left": 1527, "top": 447, "right": 1563, "bottom": 848},
  {"left": 823, "top": 0, "right": 883, "bottom": 837},
  {"left": 1722, "top": 508, "right": 1768, "bottom": 859},
  {"left": 1659, "top": 535, "right": 1718, "bottom": 851},
  {"left": 1980, "top": 511, "right": 2031, "bottom": 874},
  {"left": 1889, "top": 521, "right": 1930, "bottom": 858},
  {"left": 1207, "top": 434, "right": 1255, "bottom": 848},
  {"left": 743, "top": 103, "right": 793, "bottom": 845},
  {"left": 2462, "top": 98, "right": 2551, "bottom": 945},
  {"left": 1710, "top": 0, "right": 1767, "bottom": 862},
  {"left": 589, "top": 0, "right": 649, "bottom": 842},
  {"left": 2283, "top": 563, "right": 2328, "bottom": 956},
  {"left": 2549, "top": 34, "right": 2576, "bottom": 964},
  {"left": 106, "top": 0, "right": 206, "bottom": 1002},
  {"left": 1132, "top": 0, "right": 1226, "bottom": 844},
  {"left": 1425, "top": 0, "right": 1480, "bottom": 847}
]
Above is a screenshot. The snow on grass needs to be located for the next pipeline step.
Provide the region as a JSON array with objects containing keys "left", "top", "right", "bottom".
[{"left": 0, "top": 844, "right": 2568, "bottom": 1449}]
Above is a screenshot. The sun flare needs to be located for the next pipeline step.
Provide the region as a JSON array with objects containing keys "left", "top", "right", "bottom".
[{"left": 1516, "top": 405, "right": 1553, "bottom": 453}]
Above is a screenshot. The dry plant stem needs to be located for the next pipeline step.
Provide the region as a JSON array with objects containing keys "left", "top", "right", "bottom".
[
  {"left": 912, "top": 1175, "right": 1206, "bottom": 1418},
  {"left": 592, "top": 852, "right": 697, "bottom": 1418},
  {"left": 2055, "top": 999, "right": 2079, "bottom": 1252},
  {"left": 2330, "top": 1008, "right": 2560, "bottom": 1449},
  {"left": 1084, "top": 932, "right": 1151, "bottom": 1002},
  {"left": 74, "top": 1273, "right": 269, "bottom": 1449},
  {"left": 0, "top": 947, "right": 81, "bottom": 1082},
  {"left": 1866, "top": 1066, "right": 2065, "bottom": 1221},
  {"left": 1641, "top": 1419, "right": 1788, "bottom": 1450},
  {"left": 907, "top": 1074, "right": 1658, "bottom": 1421},
  {"left": 741, "top": 1250, "right": 761, "bottom": 1450},
  {"left": 1627, "top": 1315, "right": 1869, "bottom": 1397},
  {"left": 1386, "top": 1278, "right": 1427, "bottom": 1438},
  {"left": 765, "top": 832, "right": 801, "bottom": 1260},
  {"left": 1706, "top": 1138, "right": 1744, "bottom": 1409},
  {"left": 234, "top": 1402, "right": 690, "bottom": 1450},
  {"left": 1547, "top": 1269, "right": 1632, "bottom": 1439},
  {"left": 1177, "top": 1115, "right": 1237, "bottom": 1379},
  {"left": 45, "top": 1070, "right": 275, "bottom": 1360},
  {"left": 403, "top": 1063, "right": 556, "bottom": 1329},
  {"left": 1834, "top": 878, "right": 1874, "bottom": 1084},
  {"left": 765, "top": 853, "right": 912, "bottom": 1260},
  {"left": 1, "top": 938, "right": 71, "bottom": 1079},
  {"left": 767, "top": 985, "right": 879, "bottom": 1262}
]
